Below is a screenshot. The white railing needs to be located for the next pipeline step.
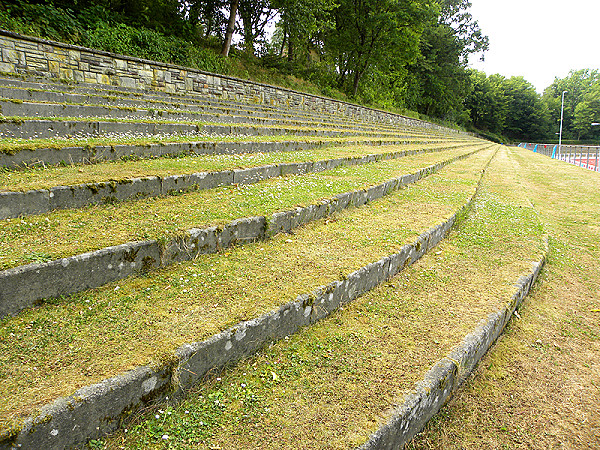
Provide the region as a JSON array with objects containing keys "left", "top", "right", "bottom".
[{"left": 519, "top": 143, "right": 600, "bottom": 171}]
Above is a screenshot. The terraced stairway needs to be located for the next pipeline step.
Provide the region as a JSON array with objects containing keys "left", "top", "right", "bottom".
[
  {"left": 0, "top": 76, "right": 469, "bottom": 171},
  {"left": 99, "top": 147, "right": 546, "bottom": 450},
  {"left": 0, "top": 70, "right": 541, "bottom": 450}
]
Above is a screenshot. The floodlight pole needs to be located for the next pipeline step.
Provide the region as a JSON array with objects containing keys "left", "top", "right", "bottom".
[{"left": 558, "top": 90, "right": 567, "bottom": 158}]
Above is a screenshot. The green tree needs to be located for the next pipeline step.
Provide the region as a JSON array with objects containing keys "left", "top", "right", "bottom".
[
  {"left": 439, "top": 0, "right": 488, "bottom": 61},
  {"left": 271, "top": 0, "right": 335, "bottom": 62},
  {"left": 185, "top": 0, "right": 228, "bottom": 39},
  {"left": 326, "top": 0, "right": 433, "bottom": 98},
  {"left": 402, "top": 0, "right": 488, "bottom": 121},
  {"left": 403, "top": 22, "right": 469, "bottom": 119},
  {"left": 573, "top": 85, "right": 600, "bottom": 140},
  {"left": 238, "top": 0, "right": 276, "bottom": 55},
  {"left": 464, "top": 72, "right": 550, "bottom": 142},
  {"left": 464, "top": 70, "right": 506, "bottom": 134},
  {"left": 543, "top": 69, "right": 600, "bottom": 140},
  {"left": 500, "top": 76, "right": 550, "bottom": 141}
]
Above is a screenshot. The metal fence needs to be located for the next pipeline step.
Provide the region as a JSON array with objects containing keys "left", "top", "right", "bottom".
[{"left": 519, "top": 143, "right": 600, "bottom": 171}]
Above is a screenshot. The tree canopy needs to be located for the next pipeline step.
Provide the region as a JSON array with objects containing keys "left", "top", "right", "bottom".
[{"left": 1, "top": 0, "right": 598, "bottom": 143}]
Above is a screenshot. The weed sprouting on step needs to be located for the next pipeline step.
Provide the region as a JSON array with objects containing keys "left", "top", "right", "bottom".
[{"left": 22, "top": 251, "right": 53, "bottom": 264}]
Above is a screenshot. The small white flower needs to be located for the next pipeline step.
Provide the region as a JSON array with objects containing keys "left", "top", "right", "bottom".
[{"left": 162, "top": 434, "right": 169, "bottom": 440}]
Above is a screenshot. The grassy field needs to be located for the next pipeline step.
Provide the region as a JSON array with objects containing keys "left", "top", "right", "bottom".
[{"left": 409, "top": 147, "right": 600, "bottom": 449}]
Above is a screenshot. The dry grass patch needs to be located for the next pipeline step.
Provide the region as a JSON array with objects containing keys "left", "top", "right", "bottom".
[
  {"left": 0, "top": 146, "right": 485, "bottom": 269},
  {"left": 0, "top": 149, "right": 493, "bottom": 433},
  {"left": 409, "top": 147, "right": 600, "bottom": 449},
  {"left": 0, "top": 141, "right": 477, "bottom": 192},
  {"left": 0, "top": 131, "right": 466, "bottom": 157},
  {"left": 99, "top": 147, "right": 545, "bottom": 449},
  {"left": 0, "top": 115, "right": 413, "bottom": 138}
]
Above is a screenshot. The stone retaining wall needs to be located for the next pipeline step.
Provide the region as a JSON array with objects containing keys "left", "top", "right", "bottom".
[{"left": 0, "top": 30, "right": 453, "bottom": 132}]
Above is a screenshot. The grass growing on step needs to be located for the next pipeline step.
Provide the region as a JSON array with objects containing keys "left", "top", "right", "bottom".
[
  {"left": 0, "top": 132, "right": 460, "bottom": 156},
  {"left": 0, "top": 149, "right": 494, "bottom": 433},
  {"left": 0, "top": 141, "right": 478, "bottom": 192},
  {"left": 98, "top": 147, "right": 545, "bottom": 449},
  {"left": 0, "top": 146, "right": 484, "bottom": 269},
  {"left": 0, "top": 114, "right": 415, "bottom": 136},
  {"left": 0, "top": 86, "right": 441, "bottom": 133},
  {"left": 0, "top": 93, "right": 416, "bottom": 132},
  {"left": 0, "top": 99, "right": 425, "bottom": 133},
  {"left": 407, "top": 148, "right": 600, "bottom": 449}
]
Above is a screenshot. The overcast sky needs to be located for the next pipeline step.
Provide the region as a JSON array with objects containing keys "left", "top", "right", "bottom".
[{"left": 467, "top": 0, "right": 600, "bottom": 93}]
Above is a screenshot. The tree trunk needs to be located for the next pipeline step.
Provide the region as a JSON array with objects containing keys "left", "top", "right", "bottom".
[
  {"left": 287, "top": 35, "right": 294, "bottom": 61},
  {"left": 279, "top": 26, "right": 287, "bottom": 58},
  {"left": 352, "top": 70, "right": 361, "bottom": 98},
  {"left": 205, "top": 16, "right": 214, "bottom": 38},
  {"left": 221, "top": 0, "right": 239, "bottom": 57}
]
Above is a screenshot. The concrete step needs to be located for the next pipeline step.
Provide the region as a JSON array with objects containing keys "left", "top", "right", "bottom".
[
  {"left": 0, "top": 146, "right": 488, "bottom": 317},
  {"left": 0, "top": 99, "right": 420, "bottom": 136},
  {"left": 0, "top": 117, "right": 422, "bottom": 140},
  {"left": 2, "top": 140, "right": 474, "bottom": 192},
  {"left": 0, "top": 87, "right": 407, "bottom": 132},
  {"left": 0, "top": 76, "right": 401, "bottom": 130},
  {"left": 0, "top": 75, "right": 453, "bottom": 136},
  {"left": 0, "top": 148, "right": 497, "bottom": 449},
  {"left": 0, "top": 143, "right": 482, "bottom": 219},
  {"left": 0, "top": 134, "right": 459, "bottom": 169},
  {"left": 99, "top": 146, "right": 545, "bottom": 450}
]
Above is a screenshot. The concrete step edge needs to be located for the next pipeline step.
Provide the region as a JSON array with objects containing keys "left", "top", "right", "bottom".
[{"left": 1, "top": 143, "right": 481, "bottom": 218}]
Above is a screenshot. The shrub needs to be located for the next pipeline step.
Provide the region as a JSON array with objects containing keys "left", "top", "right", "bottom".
[
  {"left": 0, "top": 2, "right": 84, "bottom": 43},
  {"left": 83, "top": 22, "right": 189, "bottom": 65},
  {"left": 185, "top": 45, "right": 229, "bottom": 74}
]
